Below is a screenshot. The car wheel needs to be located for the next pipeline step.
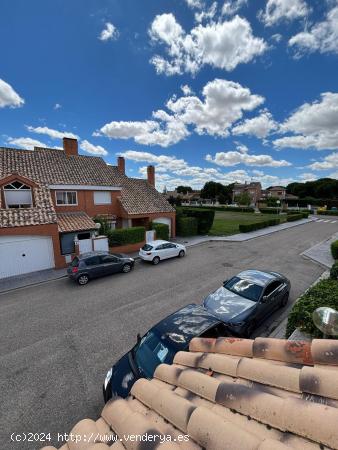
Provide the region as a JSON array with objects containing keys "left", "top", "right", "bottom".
[
  {"left": 152, "top": 256, "right": 160, "bottom": 265},
  {"left": 281, "top": 292, "right": 289, "bottom": 307},
  {"left": 122, "top": 264, "right": 132, "bottom": 273},
  {"left": 178, "top": 250, "right": 185, "bottom": 258},
  {"left": 77, "top": 274, "right": 89, "bottom": 285}
]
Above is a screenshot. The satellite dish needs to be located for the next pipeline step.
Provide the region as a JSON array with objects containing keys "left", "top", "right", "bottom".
[{"left": 313, "top": 307, "right": 338, "bottom": 336}]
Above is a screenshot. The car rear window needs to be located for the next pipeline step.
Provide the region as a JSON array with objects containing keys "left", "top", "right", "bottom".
[
  {"left": 225, "top": 276, "right": 263, "bottom": 302},
  {"left": 142, "top": 244, "right": 153, "bottom": 251},
  {"left": 71, "top": 257, "right": 79, "bottom": 267}
]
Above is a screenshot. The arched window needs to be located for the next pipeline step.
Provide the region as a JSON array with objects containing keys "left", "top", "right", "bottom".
[{"left": 4, "top": 181, "right": 33, "bottom": 208}]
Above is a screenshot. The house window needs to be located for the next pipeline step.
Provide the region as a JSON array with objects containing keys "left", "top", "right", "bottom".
[
  {"left": 56, "top": 191, "right": 77, "bottom": 205},
  {"left": 4, "top": 181, "right": 33, "bottom": 208},
  {"left": 94, "top": 191, "right": 111, "bottom": 205}
]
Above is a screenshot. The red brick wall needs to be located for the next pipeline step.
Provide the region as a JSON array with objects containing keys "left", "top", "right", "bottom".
[
  {"left": 0, "top": 223, "right": 66, "bottom": 269},
  {"left": 51, "top": 189, "right": 121, "bottom": 217},
  {"left": 110, "top": 240, "right": 146, "bottom": 254}
]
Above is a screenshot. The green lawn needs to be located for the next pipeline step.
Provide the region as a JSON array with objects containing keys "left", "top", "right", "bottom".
[{"left": 209, "top": 211, "right": 286, "bottom": 236}]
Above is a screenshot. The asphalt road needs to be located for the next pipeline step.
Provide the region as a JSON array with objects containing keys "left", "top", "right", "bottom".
[{"left": 1, "top": 220, "right": 337, "bottom": 449}]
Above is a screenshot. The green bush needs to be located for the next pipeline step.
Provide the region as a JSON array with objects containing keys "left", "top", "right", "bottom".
[
  {"left": 184, "top": 209, "right": 215, "bottom": 234},
  {"left": 285, "top": 279, "right": 338, "bottom": 338},
  {"left": 239, "top": 218, "right": 280, "bottom": 233},
  {"left": 259, "top": 208, "right": 281, "bottom": 214},
  {"left": 287, "top": 214, "right": 303, "bottom": 222},
  {"left": 318, "top": 210, "right": 338, "bottom": 216},
  {"left": 178, "top": 206, "right": 254, "bottom": 213},
  {"left": 330, "top": 262, "right": 338, "bottom": 280},
  {"left": 93, "top": 216, "right": 111, "bottom": 235},
  {"left": 152, "top": 223, "right": 169, "bottom": 240},
  {"left": 331, "top": 240, "right": 338, "bottom": 259},
  {"left": 177, "top": 216, "right": 198, "bottom": 236},
  {"left": 107, "top": 226, "right": 145, "bottom": 246}
]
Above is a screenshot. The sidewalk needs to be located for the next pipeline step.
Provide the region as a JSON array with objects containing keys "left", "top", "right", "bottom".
[
  {"left": 301, "top": 232, "right": 338, "bottom": 268},
  {"left": 0, "top": 268, "right": 67, "bottom": 294},
  {"left": 173, "top": 217, "right": 314, "bottom": 247}
]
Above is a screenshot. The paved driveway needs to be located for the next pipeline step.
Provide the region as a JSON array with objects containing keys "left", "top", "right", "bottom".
[{"left": 1, "top": 220, "right": 337, "bottom": 449}]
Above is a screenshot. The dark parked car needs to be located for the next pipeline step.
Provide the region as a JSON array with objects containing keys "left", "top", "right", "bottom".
[
  {"left": 67, "top": 251, "right": 135, "bottom": 285},
  {"left": 203, "top": 269, "right": 290, "bottom": 337},
  {"left": 103, "top": 304, "right": 231, "bottom": 401}
]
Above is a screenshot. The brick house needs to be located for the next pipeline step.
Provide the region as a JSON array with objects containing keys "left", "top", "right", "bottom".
[
  {"left": 232, "top": 182, "right": 262, "bottom": 206},
  {"left": 0, "top": 138, "right": 175, "bottom": 278}
]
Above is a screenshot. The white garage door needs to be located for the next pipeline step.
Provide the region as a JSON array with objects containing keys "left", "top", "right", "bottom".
[
  {"left": 153, "top": 217, "right": 172, "bottom": 236},
  {"left": 0, "top": 236, "right": 55, "bottom": 279}
]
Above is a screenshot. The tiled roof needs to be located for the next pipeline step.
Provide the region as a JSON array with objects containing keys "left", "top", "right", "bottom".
[
  {"left": 0, "top": 147, "right": 122, "bottom": 186},
  {"left": 0, "top": 184, "right": 57, "bottom": 227},
  {"left": 57, "top": 212, "right": 97, "bottom": 233},
  {"left": 41, "top": 337, "right": 338, "bottom": 450}
]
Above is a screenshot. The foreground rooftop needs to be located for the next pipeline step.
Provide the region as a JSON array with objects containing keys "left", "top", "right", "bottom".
[{"left": 42, "top": 337, "right": 338, "bottom": 450}]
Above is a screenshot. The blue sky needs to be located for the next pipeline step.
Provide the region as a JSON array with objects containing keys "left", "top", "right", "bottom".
[{"left": 1, "top": 0, "right": 338, "bottom": 190}]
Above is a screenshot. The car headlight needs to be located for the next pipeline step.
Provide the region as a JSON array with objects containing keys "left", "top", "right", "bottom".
[{"left": 104, "top": 368, "right": 113, "bottom": 390}]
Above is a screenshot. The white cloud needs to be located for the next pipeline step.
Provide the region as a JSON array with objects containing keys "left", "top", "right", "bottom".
[
  {"left": 80, "top": 140, "right": 108, "bottom": 156},
  {"left": 167, "top": 79, "right": 265, "bottom": 137},
  {"left": 54, "top": 103, "right": 62, "bottom": 110},
  {"left": 99, "top": 22, "right": 119, "bottom": 41},
  {"left": 7, "top": 137, "right": 47, "bottom": 150},
  {"left": 222, "top": 0, "right": 247, "bottom": 16},
  {"left": 308, "top": 152, "right": 338, "bottom": 170},
  {"left": 273, "top": 92, "right": 338, "bottom": 150},
  {"left": 195, "top": 2, "right": 218, "bottom": 23},
  {"left": 205, "top": 144, "right": 291, "bottom": 168},
  {"left": 181, "top": 84, "right": 193, "bottom": 96},
  {"left": 185, "top": 0, "right": 204, "bottom": 9},
  {"left": 26, "top": 125, "right": 79, "bottom": 140},
  {"left": 258, "top": 0, "right": 309, "bottom": 27},
  {"left": 149, "top": 13, "right": 267, "bottom": 75},
  {"left": 232, "top": 109, "right": 278, "bottom": 138},
  {"left": 298, "top": 172, "right": 317, "bottom": 182},
  {"left": 289, "top": 5, "right": 338, "bottom": 57},
  {"left": 0, "top": 78, "right": 24, "bottom": 108},
  {"left": 97, "top": 79, "right": 264, "bottom": 146},
  {"left": 271, "top": 33, "right": 283, "bottom": 42}
]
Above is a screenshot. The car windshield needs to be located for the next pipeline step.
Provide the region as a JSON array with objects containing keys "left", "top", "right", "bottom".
[
  {"left": 134, "top": 331, "right": 175, "bottom": 378},
  {"left": 71, "top": 257, "right": 79, "bottom": 267},
  {"left": 142, "top": 244, "right": 153, "bottom": 251},
  {"left": 224, "top": 276, "right": 263, "bottom": 302}
]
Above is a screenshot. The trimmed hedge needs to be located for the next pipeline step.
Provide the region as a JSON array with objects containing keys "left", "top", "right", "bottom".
[
  {"left": 285, "top": 279, "right": 338, "bottom": 338},
  {"left": 287, "top": 214, "right": 303, "bottom": 222},
  {"left": 331, "top": 240, "right": 338, "bottom": 259},
  {"left": 179, "top": 205, "right": 254, "bottom": 213},
  {"left": 107, "top": 226, "right": 145, "bottom": 246},
  {"left": 152, "top": 223, "right": 169, "bottom": 241},
  {"left": 259, "top": 208, "right": 281, "bottom": 214},
  {"left": 177, "top": 216, "right": 198, "bottom": 236},
  {"left": 184, "top": 209, "right": 215, "bottom": 234},
  {"left": 330, "top": 262, "right": 338, "bottom": 280},
  {"left": 318, "top": 210, "right": 338, "bottom": 216},
  {"left": 239, "top": 218, "right": 281, "bottom": 233}
]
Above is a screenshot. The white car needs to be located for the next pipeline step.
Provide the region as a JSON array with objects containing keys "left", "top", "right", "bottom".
[{"left": 139, "top": 240, "right": 186, "bottom": 265}]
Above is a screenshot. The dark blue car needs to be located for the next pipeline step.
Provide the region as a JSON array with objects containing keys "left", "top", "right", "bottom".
[{"left": 103, "top": 304, "right": 230, "bottom": 401}]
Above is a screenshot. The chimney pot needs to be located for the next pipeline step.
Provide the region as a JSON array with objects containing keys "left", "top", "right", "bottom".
[
  {"left": 117, "top": 156, "right": 125, "bottom": 175},
  {"left": 147, "top": 165, "right": 155, "bottom": 187},
  {"left": 63, "top": 138, "right": 78, "bottom": 157}
]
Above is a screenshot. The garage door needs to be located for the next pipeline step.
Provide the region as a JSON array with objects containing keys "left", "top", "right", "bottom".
[
  {"left": 0, "top": 236, "right": 55, "bottom": 279},
  {"left": 153, "top": 217, "right": 171, "bottom": 236}
]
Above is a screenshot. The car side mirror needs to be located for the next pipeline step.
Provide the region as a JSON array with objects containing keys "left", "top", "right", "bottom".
[
  {"left": 261, "top": 295, "right": 268, "bottom": 303},
  {"left": 223, "top": 279, "right": 228, "bottom": 286},
  {"left": 137, "top": 333, "right": 141, "bottom": 344}
]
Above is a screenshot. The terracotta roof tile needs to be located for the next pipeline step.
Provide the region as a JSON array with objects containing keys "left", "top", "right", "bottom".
[
  {"left": 57, "top": 212, "right": 96, "bottom": 233},
  {"left": 41, "top": 338, "right": 338, "bottom": 450}
]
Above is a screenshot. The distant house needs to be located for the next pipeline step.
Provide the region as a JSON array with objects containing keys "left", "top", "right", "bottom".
[
  {"left": 261, "top": 186, "right": 299, "bottom": 202},
  {"left": 0, "top": 138, "right": 175, "bottom": 278},
  {"left": 165, "top": 189, "right": 206, "bottom": 205},
  {"left": 232, "top": 182, "right": 262, "bottom": 205}
]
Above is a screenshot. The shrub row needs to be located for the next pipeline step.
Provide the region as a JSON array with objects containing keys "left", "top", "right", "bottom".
[
  {"left": 239, "top": 218, "right": 281, "bottom": 233},
  {"left": 176, "top": 208, "right": 215, "bottom": 236},
  {"left": 318, "top": 210, "right": 338, "bottom": 216},
  {"left": 179, "top": 205, "right": 254, "bottom": 213},
  {"left": 259, "top": 208, "right": 281, "bottom": 214},
  {"left": 107, "top": 226, "right": 145, "bottom": 247},
  {"left": 151, "top": 223, "right": 169, "bottom": 241},
  {"left": 285, "top": 278, "right": 338, "bottom": 338},
  {"left": 286, "top": 214, "right": 304, "bottom": 222},
  {"left": 330, "top": 262, "right": 338, "bottom": 280},
  {"left": 331, "top": 240, "right": 338, "bottom": 260},
  {"left": 177, "top": 216, "right": 198, "bottom": 236}
]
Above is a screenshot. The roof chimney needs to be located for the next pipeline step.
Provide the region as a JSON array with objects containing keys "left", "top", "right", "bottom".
[
  {"left": 147, "top": 165, "right": 155, "bottom": 187},
  {"left": 117, "top": 156, "right": 125, "bottom": 175},
  {"left": 63, "top": 137, "right": 78, "bottom": 157}
]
